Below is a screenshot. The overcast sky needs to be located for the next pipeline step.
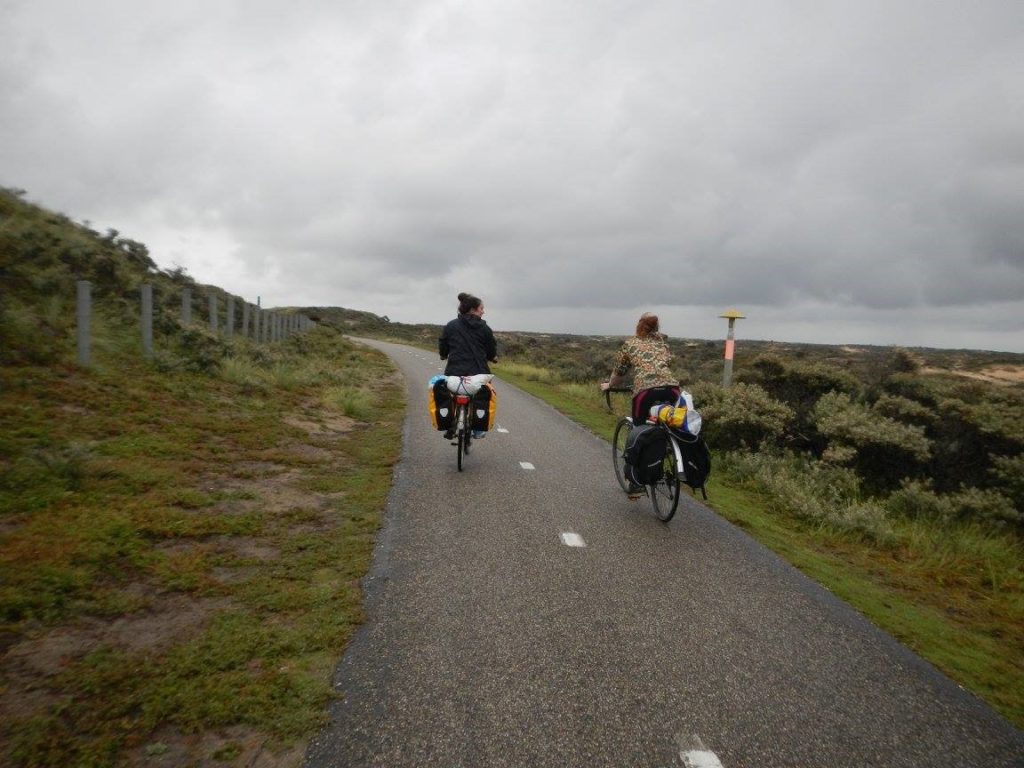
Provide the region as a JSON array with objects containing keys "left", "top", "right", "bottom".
[{"left": 3, "top": 1, "right": 1023, "bottom": 351}]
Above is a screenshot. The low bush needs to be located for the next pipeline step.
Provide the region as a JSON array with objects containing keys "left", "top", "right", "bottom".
[
  {"left": 813, "top": 392, "right": 932, "bottom": 493},
  {"left": 691, "top": 382, "right": 795, "bottom": 451},
  {"left": 719, "top": 449, "right": 893, "bottom": 542},
  {"left": 323, "top": 385, "right": 376, "bottom": 421}
]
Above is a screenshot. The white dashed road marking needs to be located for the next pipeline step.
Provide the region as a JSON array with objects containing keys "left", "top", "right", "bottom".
[
  {"left": 520, "top": 462, "right": 535, "bottom": 470},
  {"left": 678, "top": 735, "right": 725, "bottom": 768},
  {"left": 560, "top": 532, "right": 586, "bottom": 547},
  {"left": 680, "top": 751, "right": 724, "bottom": 768}
]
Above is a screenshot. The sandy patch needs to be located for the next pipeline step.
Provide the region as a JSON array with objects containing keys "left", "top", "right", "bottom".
[
  {"left": 230, "top": 461, "right": 289, "bottom": 479},
  {"left": 246, "top": 471, "right": 335, "bottom": 514},
  {"left": 4, "top": 594, "right": 231, "bottom": 668},
  {"left": 978, "top": 365, "right": 1024, "bottom": 383},
  {"left": 0, "top": 592, "right": 232, "bottom": 724},
  {"left": 288, "top": 443, "right": 335, "bottom": 462},
  {"left": 214, "top": 536, "right": 280, "bottom": 561},
  {"left": 122, "top": 724, "right": 306, "bottom": 768},
  {"left": 284, "top": 413, "right": 357, "bottom": 437},
  {"left": 192, "top": 466, "right": 337, "bottom": 518},
  {"left": 922, "top": 365, "right": 1024, "bottom": 385}
]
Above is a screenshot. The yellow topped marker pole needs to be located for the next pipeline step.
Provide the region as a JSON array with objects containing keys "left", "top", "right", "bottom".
[{"left": 719, "top": 309, "right": 746, "bottom": 388}]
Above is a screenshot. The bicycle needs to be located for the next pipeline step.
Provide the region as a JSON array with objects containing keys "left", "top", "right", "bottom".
[
  {"left": 446, "top": 374, "right": 493, "bottom": 472},
  {"left": 605, "top": 385, "right": 700, "bottom": 522}
]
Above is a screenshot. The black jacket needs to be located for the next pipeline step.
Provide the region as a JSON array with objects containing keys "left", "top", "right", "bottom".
[{"left": 439, "top": 314, "right": 497, "bottom": 375}]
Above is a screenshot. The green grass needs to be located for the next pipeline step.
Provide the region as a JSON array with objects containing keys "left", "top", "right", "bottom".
[
  {"left": 0, "top": 327, "right": 403, "bottom": 766},
  {"left": 495, "top": 361, "right": 624, "bottom": 437},
  {"left": 494, "top": 362, "right": 1024, "bottom": 729}
]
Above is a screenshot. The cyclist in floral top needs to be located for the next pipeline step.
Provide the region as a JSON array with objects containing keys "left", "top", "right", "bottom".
[{"left": 601, "top": 313, "right": 680, "bottom": 425}]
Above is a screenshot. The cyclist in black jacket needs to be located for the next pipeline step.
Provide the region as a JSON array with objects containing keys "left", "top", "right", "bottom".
[
  {"left": 439, "top": 293, "right": 498, "bottom": 440},
  {"left": 439, "top": 292, "right": 497, "bottom": 375}
]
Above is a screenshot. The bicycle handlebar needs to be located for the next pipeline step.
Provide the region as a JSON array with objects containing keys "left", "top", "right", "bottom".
[{"left": 603, "top": 386, "right": 632, "bottom": 412}]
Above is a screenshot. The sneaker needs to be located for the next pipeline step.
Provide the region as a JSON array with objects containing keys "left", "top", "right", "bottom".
[
  {"left": 626, "top": 482, "right": 646, "bottom": 497},
  {"left": 443, "top": 428, "right": 455, "bottom": 440},
  {"left": 472, "top": 430, "right": 486, "bottom": 439}
]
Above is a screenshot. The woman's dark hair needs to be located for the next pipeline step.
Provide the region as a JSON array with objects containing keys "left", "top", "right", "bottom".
[
  {"left": 636, "top": 313, "right": 659, "bottom": 338},
  {"left": 458, "top": 292, "right": 482, "bottom": 315}
]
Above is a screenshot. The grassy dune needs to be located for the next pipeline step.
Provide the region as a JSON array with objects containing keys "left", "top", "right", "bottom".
[{"left": 1, "top": 328, "right": 403, "bottom": 766}]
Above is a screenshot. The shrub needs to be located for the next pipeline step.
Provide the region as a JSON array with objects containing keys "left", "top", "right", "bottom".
[
  {"left": 172, "top": 328, "right": 230, "bottom": 374},
  {"left": 738, "top": 355, "right": 861, "bottom": 448},
  {"left": 740, "top": 354, "right": 860, "bottom": 407},
  {"left": 0, "top": 298, "right": 72, "bottom": 366},
  {"left": 990, "top": 454, "right": 1024, "bottom": 511},
  {"left": 927, "top": 396, "right": 1022, "bottom": 494},
  {"left": 946, "top": 487, "right": 1021, "bottom": 528},
  {"left": 692, "top": 382, "right": 794, "bottom": 451},
  {"left": 720, "top": 449, "right": 893, "bottom": 542},
  {"left": 860, "top": 348, "right": 924, "bottom": 399},
  {"left": 218, "top": 357, "right": 269, "bottom": 391},
  {"left": 324, "top": 386, "right": 375, "bottom": 421},
  {"left": 885, "top": 480, "right": 956, "bottom": 523},
  {"left": 872, "top": 394, "right": 935, "bottom": 427},
  {"left": 884, "top": 478, "right": 1021, "bottom": 530},
  {"left": 813, "top": 392, "right": 931, "bottom": 492}
]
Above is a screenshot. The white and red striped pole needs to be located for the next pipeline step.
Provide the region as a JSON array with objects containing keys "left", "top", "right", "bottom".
[{"left": 719, "top": 309, "right": 746, "bottom": 388}]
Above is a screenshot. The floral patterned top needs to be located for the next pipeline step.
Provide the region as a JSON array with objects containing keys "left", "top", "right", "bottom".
[{"left": 613, "top": 333, "right": 677, "bottom": 394}]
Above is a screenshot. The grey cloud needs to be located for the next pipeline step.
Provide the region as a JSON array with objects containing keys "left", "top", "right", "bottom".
[{"left": 2, "top": 0, "right": 1023, "bottom": 350}]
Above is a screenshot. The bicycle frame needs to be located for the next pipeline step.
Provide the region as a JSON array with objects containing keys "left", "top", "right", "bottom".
[
  {"left": 607, "top": 385, "right": 687, "bottom": 521},
  {"left": 446, "top": 375, "right": 492, "bottom": 471}
]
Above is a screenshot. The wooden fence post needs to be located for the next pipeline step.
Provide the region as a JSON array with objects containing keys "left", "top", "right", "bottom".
[
  {"left": 77, "top": 280, "right": 91, "bottom": 367},
  {"left": 241, "top": 302, "right": 250, "bottom": 338}
]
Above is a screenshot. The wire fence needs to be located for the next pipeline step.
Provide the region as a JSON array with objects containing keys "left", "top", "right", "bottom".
[{"left": 74, "top": 280, "right": 315, "bottom": 367}]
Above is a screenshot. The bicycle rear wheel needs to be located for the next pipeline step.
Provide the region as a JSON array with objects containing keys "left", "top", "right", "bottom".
[
  {"left": 649, "top": 449, "right": 681, "bottom": 522},
  {"left": 611, "top": 417, "right": 633, "bottom": 492},
  {"left": 456, "top": 406, "right": 466, "bottom": 471}
]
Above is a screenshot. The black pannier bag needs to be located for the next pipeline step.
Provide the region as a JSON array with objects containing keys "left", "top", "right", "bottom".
[
  {"left": 428, "top": 379, "right": 454, "bottom": 432},
  {"left": 623, "top": 424, "right": 668, "bottom": 486},
  {"left": 470, "top": 383, "right": 497, "bottom": 432},
  {"left": 676, "top": 434, "right": 711, "bottom": 499}
]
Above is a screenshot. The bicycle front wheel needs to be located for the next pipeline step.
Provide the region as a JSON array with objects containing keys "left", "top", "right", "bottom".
[
  {"left": 649, "top": 449, "right": 681, "bottom": 522},
  {"left": 611, "top": 417, "right": 633, "bottom": 492}
]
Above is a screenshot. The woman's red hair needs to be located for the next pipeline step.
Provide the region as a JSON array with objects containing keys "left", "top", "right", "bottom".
[{"left": 636, "top": 313, "right": 659, "bottom": 338}]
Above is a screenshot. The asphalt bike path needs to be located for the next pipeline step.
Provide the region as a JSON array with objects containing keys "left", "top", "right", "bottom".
[{"left": 304, "top": 338, "right": 1023, "bottom": 768}]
